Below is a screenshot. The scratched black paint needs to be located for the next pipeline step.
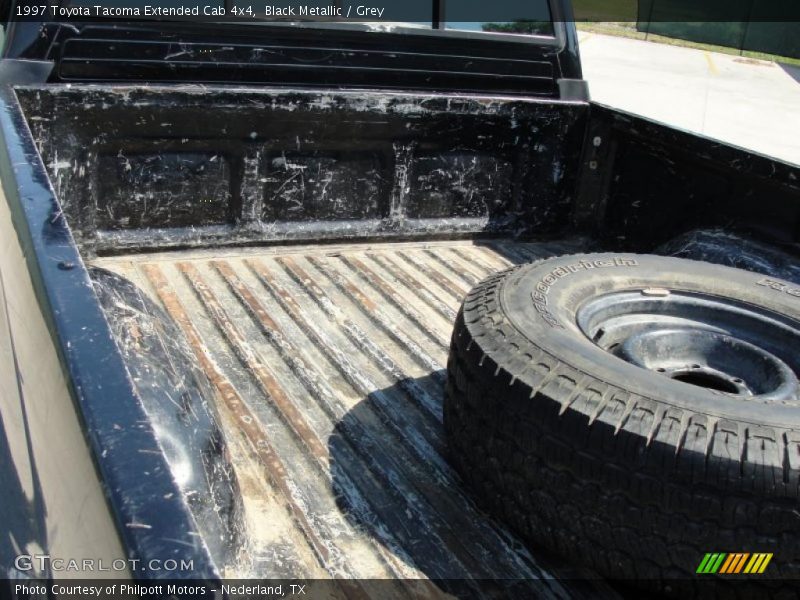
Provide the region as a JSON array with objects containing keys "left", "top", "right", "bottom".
[
  {"left": 16, "top": 86, "right": 588, "bottom": 255},
  {"left": 97, "top": 152, "right": 232, "bottom": 229},
  {"left": 91, "top": 267, "right": 242, "bottom": 565},
  {"left": 574, "top": 103, "right": 800, "bottom": 250}
]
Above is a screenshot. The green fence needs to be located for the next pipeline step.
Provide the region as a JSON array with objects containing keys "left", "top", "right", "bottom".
[{"left": 636, "top": 0, "right": 800, "bottom": 59}]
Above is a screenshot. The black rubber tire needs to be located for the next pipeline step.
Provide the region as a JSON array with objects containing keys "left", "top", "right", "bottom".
[{"left": 444, "top": 254, "right": 800, "bottom": 596}]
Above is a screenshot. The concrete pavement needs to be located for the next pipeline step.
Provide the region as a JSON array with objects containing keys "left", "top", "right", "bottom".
[{"left": 578, "top": 32, "right": 800, "bottom": 166}]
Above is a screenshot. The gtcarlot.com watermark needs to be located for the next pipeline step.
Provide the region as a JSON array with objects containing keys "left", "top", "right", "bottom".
[{"left": 14, "top": 554, "right": 193, "bottom": 573}]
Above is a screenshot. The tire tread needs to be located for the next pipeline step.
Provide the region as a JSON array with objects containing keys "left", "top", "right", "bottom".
[{"left": 444, "top": 265, "right": 800, "bottom": 592}]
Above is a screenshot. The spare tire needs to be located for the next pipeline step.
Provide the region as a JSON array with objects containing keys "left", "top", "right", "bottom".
[{"left": 444, "top": 254, "right": 800, "bottom": 594}]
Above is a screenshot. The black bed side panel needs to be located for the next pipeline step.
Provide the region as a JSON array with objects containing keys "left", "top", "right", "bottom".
[{"left": 574, "top": 103, "right": 800, "bottom": 254}]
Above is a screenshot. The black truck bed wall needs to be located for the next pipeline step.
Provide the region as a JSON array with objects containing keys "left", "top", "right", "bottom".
[
  {"left": 18, "top": 86, "right": 799, "bottom": 260},
  {"left": 17, "top": 86, "right": 588, "bottom": 256},
  {"left": 575, "top": 103, "right": 800, "bottom": 252}
]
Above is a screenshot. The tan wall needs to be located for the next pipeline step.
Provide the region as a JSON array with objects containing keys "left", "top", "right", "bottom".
[{"left": 0, "top": 183, "right": 128, "bottom": 579}]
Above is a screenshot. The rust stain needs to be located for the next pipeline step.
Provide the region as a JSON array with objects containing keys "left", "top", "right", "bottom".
[
  {"left": 288, "top": 256, "right": 376, "bottom": 313},
  {"left": 176, "top": 261, "right": 329, "bottom": 467},
  {"left": 239, "top": 259, "right": 455, "bottom": 588},
  {"left": 141, "top": 263, "right": 333, "bottom": 567},
  {"left": 365, "top": 253, "right": 458, "bottom": 322},
  {"left": 341, "top": 254, "right": 451, "bottom": 347},
  {"left": 422, "top": 249, "right": 481, "bottom": 287},
  {"left": 441, "top": 248, "right": 495, "bottom": 279},
  {"left": 396, "top": 250, "right": 469, "bottom": 298},
  {"left": 212, "top": 260, "right": 285, "bottom": 337},
  {"left": 245, "top": 262, "right": 510, "bottom": 582},
  {"left": 247, "top": 258, "right": 308, "bottom": 320},
  {"left": 478, "top": 246, "right": 513, "bottom": 270},
  {"left": 306, "top": 255, "right": 446, "bottom": 377},
  {"left": 467, "top": 246, "right": 514, "bottom": 269}
]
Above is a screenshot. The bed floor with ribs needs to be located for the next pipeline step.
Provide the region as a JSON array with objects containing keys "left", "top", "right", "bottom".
[{"left": 92, "top": 238, "right": 615, "bottom": 599}]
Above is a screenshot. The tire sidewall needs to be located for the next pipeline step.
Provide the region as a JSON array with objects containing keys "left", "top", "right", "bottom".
[{"left": 500, "top": 253, "right": 800, "bottom": 426}]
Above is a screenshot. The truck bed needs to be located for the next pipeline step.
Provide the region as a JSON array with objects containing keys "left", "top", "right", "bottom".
[
  {"left": 91, "top": 237, "right": 606, "bottom": 594},
  {"left": 4, "top": 55, "right": 799, "bottom": 594}
]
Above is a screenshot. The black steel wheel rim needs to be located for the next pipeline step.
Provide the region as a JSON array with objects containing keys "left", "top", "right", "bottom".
[{"left": 576, "top": 289, "right": 800, "bottom": 402}]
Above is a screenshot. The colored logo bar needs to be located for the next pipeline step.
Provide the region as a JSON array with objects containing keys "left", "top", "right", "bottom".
[{"left": 696, "top": 553, "right": 773, "bottom": 574}]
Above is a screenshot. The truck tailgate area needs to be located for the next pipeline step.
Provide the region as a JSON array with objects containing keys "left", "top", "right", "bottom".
[{"left": 91, "top": 238, "right": 603, "bottom": 595}]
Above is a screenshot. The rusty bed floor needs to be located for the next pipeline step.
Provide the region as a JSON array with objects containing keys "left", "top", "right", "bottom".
[{"left": 92, "top": 238, "right": 613, "bottom": 598}]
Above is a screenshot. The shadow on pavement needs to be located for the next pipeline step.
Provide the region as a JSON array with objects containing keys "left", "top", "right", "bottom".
[{"left": 778, "top": 62, "right": 800, "bottom": 85}]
